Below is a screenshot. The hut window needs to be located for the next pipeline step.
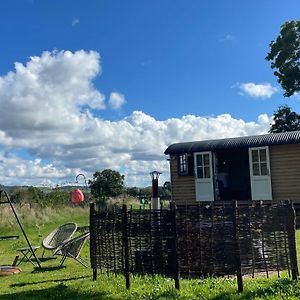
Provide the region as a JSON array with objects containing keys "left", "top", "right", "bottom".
[
  {"left": 178, "top": 154, "right": 188, "bottom": 175},
  {"left": 196, "top": 153, "right": 211, "bottom": 179},
  {"left": 251, "top": 149, "right": 268, "bottom": 176}
]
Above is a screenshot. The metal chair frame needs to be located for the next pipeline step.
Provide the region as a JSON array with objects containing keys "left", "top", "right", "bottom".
[
  {"left": 42, "top": 222, "right": 78, "bottom": 257},
  {"left": 54, "top": 232, "right": 90, "bottom": 268}
]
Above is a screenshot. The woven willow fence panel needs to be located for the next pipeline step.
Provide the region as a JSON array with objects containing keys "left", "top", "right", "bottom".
[{"left": 89, "top": 201, "right": 298, "bottom": 291}]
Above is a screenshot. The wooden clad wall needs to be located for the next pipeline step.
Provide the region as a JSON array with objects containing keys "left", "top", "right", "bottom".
[
  {"left": 270, "top": 144, "right": 300, "bottom": 202},
  {"left": 169, "top": 154, "right": 196, "bottom": 205},
  {"left": 170, "top": 144, "right": 300, "bottom": 205}
]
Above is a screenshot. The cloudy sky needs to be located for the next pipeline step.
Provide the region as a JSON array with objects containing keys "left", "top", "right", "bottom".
[{"left": 0, "top": 0, "right": 299, "bottom": 187}]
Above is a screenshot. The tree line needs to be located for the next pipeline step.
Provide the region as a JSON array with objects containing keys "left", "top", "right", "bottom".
[
  {"left": 88, "top": 169, "right": 171, "bottom": 205},
  {"left": 6, "top": 170, "right": 171, "bottom": 207}
]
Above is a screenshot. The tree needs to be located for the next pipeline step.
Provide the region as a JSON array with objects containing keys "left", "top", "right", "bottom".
[
  {"left": 163, "top": 181, "right": 171, "bottom": 192},
  {"left": 126, "top": 187, "right": 140, "bottom": 197},
  {"left": 11, "top": 186, "right": 45, "bottom": 207},
  {"left": 266, "top": 20, "right": 300, "bottom": 97},
  {"left": 45, "top": 189, "right": 70, "bottom": 207},
  {"left": 88, "top": 169, "right": 125, "bottom": 204},
  {"left": 269, "top": 104, "right": 300, "bottom": 133},
  {"left": 160, "top": 181, "right": 171, "bottom": 199}
]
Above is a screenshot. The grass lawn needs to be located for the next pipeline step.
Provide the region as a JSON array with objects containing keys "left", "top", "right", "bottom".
[{"left": 1, "top": 206, "right": 300, "bottom": 300}]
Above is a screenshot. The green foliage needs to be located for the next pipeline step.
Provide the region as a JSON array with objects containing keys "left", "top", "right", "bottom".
[
  {"left": 161, "top": 181, "right": 171, "bottom": 198},
  {"left": 10, "top": 186, "right": 71, "bottom": 208},
  {"left": 44, "top": 189, "right": 71, "bottom": 207},
  {"left": 126, "top": 186, "right": 143, "bottom": 197},
  {"left": 266, "top": 20, "right": 300, "bottom": 97},
  {"left": 89, "top": 169, "right": 125, "bottom": 205},
  {"left": 127, "top": 186, "right": 151, "bottom": 198},
  {"left": 269, "top": 104, "right": 300, "bottom": 133},
  {"left": 126, "top": 182, "right": 171, "bottom": 199},
  {"left": 11, "top": 187, "right": 45, "bottom": 207}
]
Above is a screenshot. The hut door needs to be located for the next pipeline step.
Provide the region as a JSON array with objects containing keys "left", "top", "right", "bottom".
[
  {"left": 249, "top": 147, "right": 272, "bottom": 200},
  {"left": 194, "top": 151, "right": 214, "bottom": 201}
]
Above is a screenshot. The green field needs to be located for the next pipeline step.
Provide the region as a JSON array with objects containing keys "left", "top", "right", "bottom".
[{"left": 1, "top": 206, "right": 300, "bottom": 300}]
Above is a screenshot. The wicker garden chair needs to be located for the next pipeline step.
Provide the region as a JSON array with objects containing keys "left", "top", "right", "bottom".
[
  {"left": 42, "top": 222, "right": 77, "bottom": 257},
  {"left": 53, "top": 232, "right": 90, "bottom": 267}
]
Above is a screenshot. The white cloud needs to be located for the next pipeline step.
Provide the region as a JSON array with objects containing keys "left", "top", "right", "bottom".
[
  {"left": 237, "top": 82, "right": 278, "bottom": 99},
  {"left": 72, "top": 18, "right": 80, "bottom": 26},
  {"left": 0, "top": 50, "right": 105, "bottom": 146},
  {"left": 109, "top": 92, "right": 126, "bottom": 109},
  {"left": 0, "top": 152, "right": 74, "bottom": 186},
  {"left": 0, "top": 110, "right": 271, "bottom": 186},
  {"left": 0, "top": 50, "right": 273, "bottom": 187}
]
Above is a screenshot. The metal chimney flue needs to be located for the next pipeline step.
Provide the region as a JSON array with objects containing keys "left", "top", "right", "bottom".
[{"left": 150, "top": 171, "right": 161, "bottom": 210}]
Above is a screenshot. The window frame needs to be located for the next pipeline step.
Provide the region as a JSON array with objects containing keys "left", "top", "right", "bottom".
[
  {"left": 195, "top": 152, "right": 212, "bottom": 179},
  {"left": 250, "top": 147, "right": 269, "bottom": 177},
  {"left": 177, "top": 153, "right": 189, "bottom": 176}
]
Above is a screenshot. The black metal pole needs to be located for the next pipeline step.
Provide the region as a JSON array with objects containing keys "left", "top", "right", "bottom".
[{"left": 3, "top": 190, "right": 42, "bottom": 269}]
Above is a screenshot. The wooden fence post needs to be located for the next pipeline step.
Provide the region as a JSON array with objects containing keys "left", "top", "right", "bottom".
[
  {"left": 90, "top": 202, "right": 97, "bottom": 281},
  {"left": 122, "top": 204, "right": 131, "bottom": 289},
  {"left": 286, "top": 201, "right": 298, "bottom": 280},
  {"left": 170, "top": 202, "right": 180, "bottom": 290},
  {"left": 232, "top": 201, "right": 243, "bottom": 293}
]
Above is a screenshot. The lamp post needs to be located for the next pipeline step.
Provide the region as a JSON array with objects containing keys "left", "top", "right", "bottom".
[{"left": 150, "top": 171, "right": 161, "bottom": 209}]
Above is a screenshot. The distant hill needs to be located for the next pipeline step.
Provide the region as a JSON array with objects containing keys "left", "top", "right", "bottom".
[
  {"left": 0, "top": 185, "right": 87, "bottom": 194},
  {"left": 0, "top": 185, "right": 25, "bottom": 193}
]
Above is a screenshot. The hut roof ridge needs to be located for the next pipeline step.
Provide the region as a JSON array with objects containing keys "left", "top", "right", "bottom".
[{"left": 164, "top": 130, "right": 300, "bottom": 154}]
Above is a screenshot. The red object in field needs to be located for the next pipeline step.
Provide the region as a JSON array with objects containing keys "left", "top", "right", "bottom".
[{"left": 71, "top": 188, "right": 85, "bottom": 204}]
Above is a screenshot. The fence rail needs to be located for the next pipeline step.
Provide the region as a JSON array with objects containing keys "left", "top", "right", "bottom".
[{"left": 90, "top": 201, "right": 298, "bottom": 292}]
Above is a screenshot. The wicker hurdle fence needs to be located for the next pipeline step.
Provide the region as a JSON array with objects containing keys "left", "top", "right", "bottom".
[{"left": 89, "top": 201, "right": 298, "bottom": 292}]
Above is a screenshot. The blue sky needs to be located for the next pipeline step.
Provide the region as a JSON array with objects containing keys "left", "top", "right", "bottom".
[{"left": 0, "top": 1, "right": 299, "bottom": 187}]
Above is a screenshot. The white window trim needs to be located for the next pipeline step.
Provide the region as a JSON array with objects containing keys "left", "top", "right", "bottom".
[
  {"left": 249, "top": 146, "right": 271, "bottom": 178},
  {"left": 194, "top": 151, "right": 213, "bottom": 179}
]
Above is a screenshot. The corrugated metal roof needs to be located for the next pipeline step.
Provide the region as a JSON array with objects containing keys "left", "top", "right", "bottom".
[{"left": 164, "top": 131, "right": 300, "bottom": 155}]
